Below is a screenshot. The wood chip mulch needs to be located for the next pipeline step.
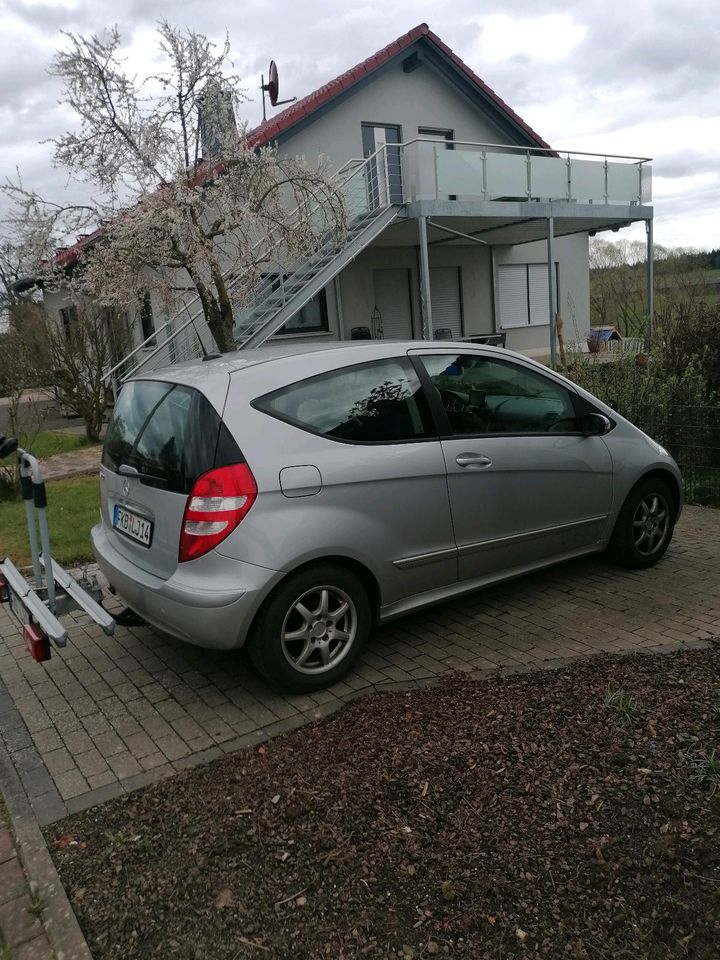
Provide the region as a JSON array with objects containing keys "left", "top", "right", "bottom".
[{"left": 47, "top": 644, "right": 720, "bottom": 959}]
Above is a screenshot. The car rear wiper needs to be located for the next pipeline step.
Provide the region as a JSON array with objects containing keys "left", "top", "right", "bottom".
[{"left": 118, "top": 463, "right": 168, "bottom": 487}]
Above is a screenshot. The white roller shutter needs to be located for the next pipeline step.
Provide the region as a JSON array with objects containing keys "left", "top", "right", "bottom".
[
  {"left": 497, "top": 264, "right": 528, "bottom": 328},
  {"left": 528, "top": 263, "right": 556, "bottom": 325},
  {"left": 372, "top": 269, "right": 413, "bottom": 339},
  {"left": 429, "top": 267, "right": 463, "bottom": 340}
]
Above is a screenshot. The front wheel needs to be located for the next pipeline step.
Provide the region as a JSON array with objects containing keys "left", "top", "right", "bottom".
[
  {"left": 247, "top": 564, "right": 371, "bottom": 692},
  {"left": 607, "top": 477, "right": 676, "bottom": 569}
]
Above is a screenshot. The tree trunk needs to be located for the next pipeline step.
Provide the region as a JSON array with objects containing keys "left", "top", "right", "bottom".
[{"left": 205, "top": 303, "right": 233, "bottom": 353}]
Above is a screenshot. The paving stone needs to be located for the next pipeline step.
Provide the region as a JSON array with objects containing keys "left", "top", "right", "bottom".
[
  {"left": 0, "top": 828, "right": 16, "bottom": 864},
  {"left": 43, "top": 747, "right": 77, "bottom": 777},
  {"left": 0, "top": 895, "right": 43, "bottom": 947},
  {"left": 93, "top": 731, "right": 126, "bottom": 758},
  {"left": 30, "top": 792, "right": 67, "bottom": 826},
  {"left": 155, "top": 734, "right": 191, "bottom": 761},
  {"left": 12, "top": 935, "right": 58, "bottom": 960},
  {"left": 86, "top": 770, "right": 118, "bottom": 790},
  {"left": 139, "top": 751, "right": 168, "bottom": 772},
  {"left": 75, "top": 749, "right": 111, "bottom": 778},
  {"left": 107, "top": 751, "right": 143, "bottom": 779},
  {"left": 54, "top": 769, "right": 89, "bottom": 801},
  {"left": 0, "top": 857, "right": 27, "bottom": 904}
]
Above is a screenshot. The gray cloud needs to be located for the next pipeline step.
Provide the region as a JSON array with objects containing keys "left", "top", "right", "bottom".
[{"left": 0, "top": 0, "right": 717, "bottom": 249}]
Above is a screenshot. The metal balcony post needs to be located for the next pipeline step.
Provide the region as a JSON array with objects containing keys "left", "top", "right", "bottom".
[
  {"left": 646, "top": 218, "right": 654, "bottom": 342},
  {"left": 418, "top": 216, "right": 433, "bottom": 341},
  {"left": 526, "top": 151, "right": 532, "bottom": 199},
  {"left": 547, "top": 213, "right": 557, "bottom": 366},
  {"left": 604, "top": 159, "right": 609, "bottom": 204}
]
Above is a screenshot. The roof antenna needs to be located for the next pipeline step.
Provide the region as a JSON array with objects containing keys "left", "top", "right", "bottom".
[{"left": 260, "top": 60, "right": 297, "bottom": 122}]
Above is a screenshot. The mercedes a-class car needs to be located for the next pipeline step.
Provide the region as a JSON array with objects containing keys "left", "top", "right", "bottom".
[{"left": 93, "top": 342, "right": 682, "bottom": 691}]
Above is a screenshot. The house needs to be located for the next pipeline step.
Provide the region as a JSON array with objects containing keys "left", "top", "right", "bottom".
[{"left": 44, "top": 23, "right": 654, "bottom": 384}]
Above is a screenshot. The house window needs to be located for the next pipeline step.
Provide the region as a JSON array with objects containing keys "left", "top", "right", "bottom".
[
  {"left": 418, "top": 128, "right": 455, "bottom": 200},
  {"left": 59, "top": 305, "right": 78, "bottom": 338},
  {"left": 140, "top": 293, "right": 156, "bottom": 345},
  {"left": 278, "top": 286, "right": 329, "bottom": 336},
  {"left": 361, "top": 123, "right": 403, "bottom": 204},
  {"left": 497, "top": 263, "right": 558, "bottom": 328},
  {"left": 418, "top": 127, "right": 454, "bottom": 145}
]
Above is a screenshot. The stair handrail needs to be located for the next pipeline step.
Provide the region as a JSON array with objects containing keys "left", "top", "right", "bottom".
[{"left": 104, "top": 143, "right": 393, "bottom": 386}]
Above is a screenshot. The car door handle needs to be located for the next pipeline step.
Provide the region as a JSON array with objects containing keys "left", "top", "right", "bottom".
[{"left": 455, "top": 453, "right": 492, "bottom": 468}]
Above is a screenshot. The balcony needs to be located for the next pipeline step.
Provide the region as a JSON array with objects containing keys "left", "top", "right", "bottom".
[{"left": 402, "top": 139, "right": 652, "bottom": 207}]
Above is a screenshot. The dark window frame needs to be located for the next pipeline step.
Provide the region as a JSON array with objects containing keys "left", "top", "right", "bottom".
[
  {"left": 139, "top": 292, "right": 156, "bottom": 345},
  {"left": 259, "top": 273, "right": 330, "bottom": 336},
  {"left": 253, "top": 357, "right": 439, "bottom": 446}
]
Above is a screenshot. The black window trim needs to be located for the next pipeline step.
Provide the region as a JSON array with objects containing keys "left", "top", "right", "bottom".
[
  {"left": 252, "top": 356, "right": 440, "bottom": 446},
  {"left": 409, "top": 352, "right": 591, "bottom": 440}
]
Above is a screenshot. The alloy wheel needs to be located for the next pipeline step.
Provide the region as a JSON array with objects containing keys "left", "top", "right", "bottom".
[
  {"left": 281, "top": 585, "right": 358, "bottom": 675},
  {"left": 632, "top": 493, "right": 670, "bottom": 556}
]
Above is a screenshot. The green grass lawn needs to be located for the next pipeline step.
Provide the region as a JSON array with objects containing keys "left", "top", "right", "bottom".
[
  {"left": 0, "top": 474, "right": 99, "bottom": 567},
  {"left": 20, "top": 430, "right": 98, "bottom": 460}
]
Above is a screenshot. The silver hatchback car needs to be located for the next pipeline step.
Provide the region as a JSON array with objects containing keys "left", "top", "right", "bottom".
[{"left": 93, "top": 342, "right": 682, "bottom": 691}]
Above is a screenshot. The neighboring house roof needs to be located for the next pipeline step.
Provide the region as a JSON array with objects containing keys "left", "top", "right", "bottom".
[
  {"left": 248, "top": 22, "right": 551, "bottom": 152},
  {"left": 54, "top": 23, "right": 550, "bottom": 269}
]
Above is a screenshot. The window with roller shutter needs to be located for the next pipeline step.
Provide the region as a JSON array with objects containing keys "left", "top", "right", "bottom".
[
  {"left": 429, "top": 267, "right": 463, "bottom": 340},
  {"left": 498, "top": 263, "right": 558, "bottom": 327}
]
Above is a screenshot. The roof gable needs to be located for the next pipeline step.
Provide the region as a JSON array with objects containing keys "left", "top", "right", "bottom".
[{"left": 249, "top": 23, "right": 550, "bottom": 152}]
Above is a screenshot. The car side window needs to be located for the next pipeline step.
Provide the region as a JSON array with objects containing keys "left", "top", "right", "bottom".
[
  {"left": 418, "top": 354, "right": 579, "bottom": 436},
  {"left": 256, "top": 358, "right": 435, "bottom": 444}
]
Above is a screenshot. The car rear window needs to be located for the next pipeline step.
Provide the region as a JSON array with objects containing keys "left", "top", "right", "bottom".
[
  {"left": 254, "top": 358, "right": 435, "bottom": 444},
  {"left": 102, "top": 380, "right": 241, "bottom": 493}
]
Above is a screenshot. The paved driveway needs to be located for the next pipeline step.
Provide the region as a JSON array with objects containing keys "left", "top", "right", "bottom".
[{"left": 1, "top": 505, "right": 718, "bottom": 826}]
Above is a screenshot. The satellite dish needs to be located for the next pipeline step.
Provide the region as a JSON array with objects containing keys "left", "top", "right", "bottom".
[
  {"left": 260, "top": 60, "right": 297, "bottom": 121},
  {"left": 267, "top": 60, "right": 279, "bottom": 106}
]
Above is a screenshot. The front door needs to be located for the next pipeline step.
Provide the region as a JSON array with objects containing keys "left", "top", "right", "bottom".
[
  {"left": 361, "top": 123, "right": 403, "bottom": 205},
  {"left": 413, "top": 350, "right": 614, "bottom": 581}
]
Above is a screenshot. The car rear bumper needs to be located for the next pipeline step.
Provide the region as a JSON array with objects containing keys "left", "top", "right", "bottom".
[{"left": 92, "top": 522, "right": 282, "bottom": 650}]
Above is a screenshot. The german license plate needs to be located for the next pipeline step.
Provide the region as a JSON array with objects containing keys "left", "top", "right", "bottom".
[
  {"left": 113, "top": 505, "right": 153, "bottom": 547},
  {"left": 5, "top": 582, "right": 31, "bottom": 626}
]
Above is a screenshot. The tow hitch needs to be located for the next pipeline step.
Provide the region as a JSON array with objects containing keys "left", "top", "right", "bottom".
[{"left": 0, "top": 435, "right": 115, "bottom": 662}]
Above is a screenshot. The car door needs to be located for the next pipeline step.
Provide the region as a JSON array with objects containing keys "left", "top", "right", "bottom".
[{"left": 411, "top": 350, "right": 614, "bottom": 582}]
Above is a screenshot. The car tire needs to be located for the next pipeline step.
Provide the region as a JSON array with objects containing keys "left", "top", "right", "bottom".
[
  {"left": 247, "top": 563, "right": 371, "bottom": 692},
  {"left": 607, "top": 477, "right": 676, "bottom": 569}
]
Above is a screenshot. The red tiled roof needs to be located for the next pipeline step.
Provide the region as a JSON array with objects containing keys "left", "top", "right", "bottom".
[
  {"left": 248, "top": 23, "right": 551, "bottom": 151},
  {"left": 56, "top": 23, "right": 550, "bottom": 268}
]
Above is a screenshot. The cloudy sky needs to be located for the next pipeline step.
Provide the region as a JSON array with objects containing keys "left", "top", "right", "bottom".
[{"left": 0, "top": 0, "right": 718, "bottom": 251}]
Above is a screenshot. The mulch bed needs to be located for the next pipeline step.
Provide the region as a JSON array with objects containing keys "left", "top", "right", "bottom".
[{"left": 47, "top": 644, "right": 720, "bottom": 959}]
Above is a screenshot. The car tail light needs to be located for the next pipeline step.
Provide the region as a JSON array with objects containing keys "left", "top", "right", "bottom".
[{"left": 179, "top": 463, "right": 257, "bottom": 563}]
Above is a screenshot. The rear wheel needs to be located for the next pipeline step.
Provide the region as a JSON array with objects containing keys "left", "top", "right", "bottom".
[
  {"left": 607, "top": 477, "right": 676, "bottom": 569},
  {"left": 247, "top": 564, "right": 371, "bottom": 692}
]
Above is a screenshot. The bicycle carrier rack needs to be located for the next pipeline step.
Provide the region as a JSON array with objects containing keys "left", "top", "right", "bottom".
[{"left": 0, "top": 435, "right": 114, "bottom": 662}]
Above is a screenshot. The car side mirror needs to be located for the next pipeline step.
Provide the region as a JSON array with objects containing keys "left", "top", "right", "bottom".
[{"left": 581, "top": 413, "right": 612, "bottom": 436}]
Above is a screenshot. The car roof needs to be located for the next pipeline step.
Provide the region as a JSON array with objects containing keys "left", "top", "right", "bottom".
[{"left": 142, "top": 339, "right": 514, "bottom": 381}]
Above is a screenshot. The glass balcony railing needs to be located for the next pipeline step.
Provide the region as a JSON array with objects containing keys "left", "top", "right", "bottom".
[{"left": 400, "top": 139, "right": 652, "bottom": 206}]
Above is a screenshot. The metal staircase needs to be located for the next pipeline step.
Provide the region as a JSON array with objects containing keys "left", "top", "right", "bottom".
[
  {"left": 234, "top": 203, "right": 399, "bottom": 349},
  {"left": 104, "top": 144, "right": 403, "bottom": 392}
]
